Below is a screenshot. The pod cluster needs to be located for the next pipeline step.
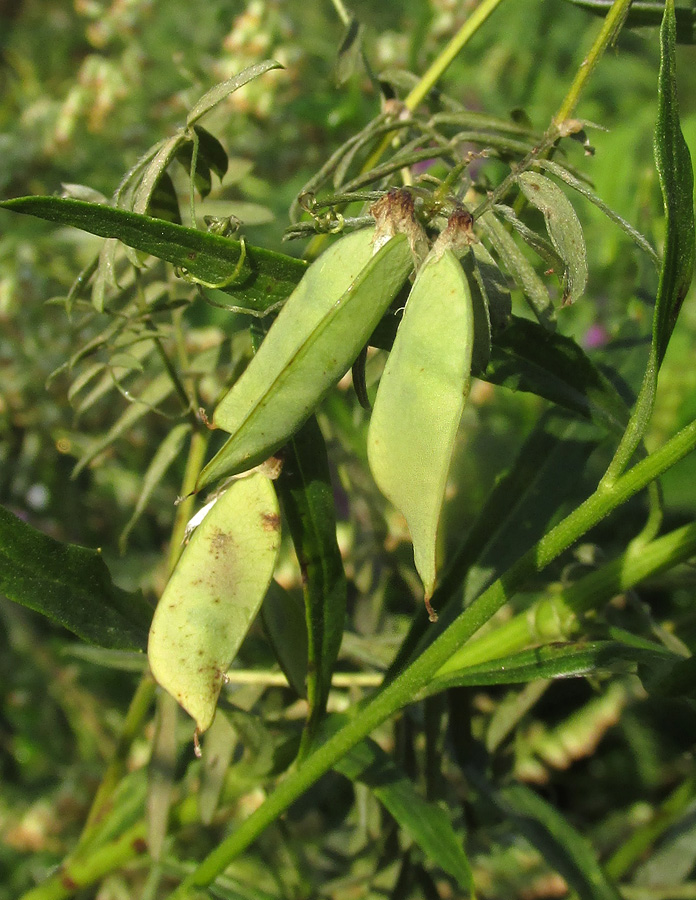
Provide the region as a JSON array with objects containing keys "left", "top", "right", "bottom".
[{"left": 148, "top": 192, "right": 489, "bottom": 729}]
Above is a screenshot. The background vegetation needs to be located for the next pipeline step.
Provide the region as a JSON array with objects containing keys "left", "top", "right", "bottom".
[{"left": 1, "top": 1, "right": 696, "bottom": 898}]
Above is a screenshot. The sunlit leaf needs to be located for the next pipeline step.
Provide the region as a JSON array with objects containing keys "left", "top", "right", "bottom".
[
  {"left": 0, "top": 196, "right": 307, "bottom": 314},
  {"left": 186, "top": 61, "right": 283, "bottom": 127},
  {"left": 518, "top": 171, "right": 588, "bottom": 305}
]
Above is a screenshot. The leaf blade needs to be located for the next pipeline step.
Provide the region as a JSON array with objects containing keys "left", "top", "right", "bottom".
[{"left": 0, "top": 505, "right": 151, "bottom": 650}]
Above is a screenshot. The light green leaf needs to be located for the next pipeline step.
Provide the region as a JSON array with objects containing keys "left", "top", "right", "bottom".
[
  {"left": 186, "top": 61, "right": 283, "bottom": 127},
  {"left": 119, "top": 423, "right": 192, "bottom": 552},
  {"left": 72, "top": 372, "right": 175, "bottom": 477},
  {"left": 478, "top": 210, "right": 555, "bottom": 327},
  {"left": 518, "top": 171, "right": 588, "bottom": 305},
  {"left": 197, "top": 228, "right": 413, "bottom": 488},
  {"left": 367, "top": 248, "right": 473, "bottom": 614},
  {"left": 147, "top": 473, "right": 281, "bottom": 733},
  {"left": 533, "top": 158, "right": 658, "bottom": 263}
]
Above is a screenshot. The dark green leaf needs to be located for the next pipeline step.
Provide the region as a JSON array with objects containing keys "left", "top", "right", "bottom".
[
  {"left": 335, "top": 738, "right": 474, "bottom": 892},
  {"left": 653, "top": 0, "right": 695, "bottom": 366},
  {"left": 261, "top": 580, "right": 308, "bottom": 698},
  {"left": 276, "top": 416, "right": 347, "bottom": 745},
  {"left": 563, "top": 0, "right": 696, "bottom": 43},
  {"left": 0, "top": 196, "right": 307, "bottom": 313},
  {"left": 146, "top": 170, "right": 182, "bottom": 224},
  {"left": 192, "top": 126, "right": 229, "bottom": 180},
  {"left": 175, "top": 143, "right": 213, "bottom": 199},
  {"left": 0, "top": 504, "right": 152, "bottom": 650},
  {"left": 486, "top": 316, "right": 629, "bottom": 433}
]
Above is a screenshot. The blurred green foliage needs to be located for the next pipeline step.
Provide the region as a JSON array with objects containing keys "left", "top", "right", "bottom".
[{"left": 1, "top": 2, "right": 696, "bottom": 899}]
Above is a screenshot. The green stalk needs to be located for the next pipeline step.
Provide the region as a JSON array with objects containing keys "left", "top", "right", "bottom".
[
  {"left": 168, "top": 417, "right": 696, "bottom": 897},
  {"left": 362, "top": 0, "right": 507, "bottom": 174},
  {"left": 433, "top": 519, "right": 696, "bottom": 681},
  {"left": 306, "top": 0, "right": 506, "bottom": 260},
  {"left": 20, "top": 823, "right": 147, "bottom": 900},
  {"left": 554, "top": 0, "right": 634, "bottom": 124}
]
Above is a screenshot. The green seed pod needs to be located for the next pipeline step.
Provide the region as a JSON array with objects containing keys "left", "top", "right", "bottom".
[
  {"left": 367, "top": 240, "right": 474, "bottom": 620},
  {"left": 148, "top": 473, "right": 281, "bottom": 733},
  {"left": 197, "top": 225, "right": 413, "bottom": 490}
]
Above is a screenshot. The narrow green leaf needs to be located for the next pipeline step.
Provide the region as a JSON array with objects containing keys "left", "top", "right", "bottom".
[
  {"left": 426, "top": 641, "right": 675, "bottom": 694},
  {"left": 260, "top": 580, "right": 308, "bottom": 698},
  {"left": 368, "top": 247, "right": 474, "bottom": 612},
  {"left": 74, "top": 340, "right": 157, "bottom": 416},
  {"left": 335, "top": 738, "right": 474, "bottom": 893},
  {"left": 199, "top": 711, "right": 237, "bottom": 825},
  {"left": 147, "top": 692, "right": 178, "bottom": 861},
  {"left": 601, "top": 0, "right": 696, "bottom": 484},
  {"left": 653, "top": 0, "right": 695, "bottom": 367},
  {"left": 197, "top": 229, "right": 413, "bottom": 487},
  {"left": 486, "top": 316, "right": 629, "bottom": 433},
  {"left": 72, "top": 372, "right": 175, "bottom": 477},
  {"left": 276, "top": 416, "right": 347, "bottom": 741},
  {"left": 0, "top": 196, "right": 307, "bottom": 314},
  {"left": 147, "top": 473, "right": 281, "bottom": 733},
  {"left": 533, "top": 158, "right": 658, "bottom": 264},
  {"left": 495, "top": 783, "right": 623, "bottom": 900},
  {"left": 334, "top": 16, "right": 364, "bottom": 85},
  {"left": 478, "top": 211, "right": 555, "bottom": 327},
  {"left": 186, "top": 61, "right": 283, "bottom": 127},
  {"left": 563, "top": 0, "right": 696, "bottom": 43},
  {"left": 518, "top": 171, "right": 588, "bottom": 305},
  {"left": 119, "top": 423, "right": 192, "bottom": 552},
  {"left": 0, "top": 504, "right": 152, "bottom": 650},
  {"left": 132, "top": 135, "right": 186, "bottom": 215}
]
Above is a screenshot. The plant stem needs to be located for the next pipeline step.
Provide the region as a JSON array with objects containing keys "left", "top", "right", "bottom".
[
  {"left": 80, "top": 674, "right": 157, "bottom": 838},
  {"left": 554, "top": 0, "right": 634, "bottom": 124},
  {"left": 363, "top": 0, "right": 507, "bottom": 175},
  {"left": 432, "top": 518, "right": 696, "bottom": 682},
  {"left": 168, "top": 417, "right": 696, "bottom": 897},
  {"left": 21, "top": 822, "right": 148, "bottom": 900}
]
